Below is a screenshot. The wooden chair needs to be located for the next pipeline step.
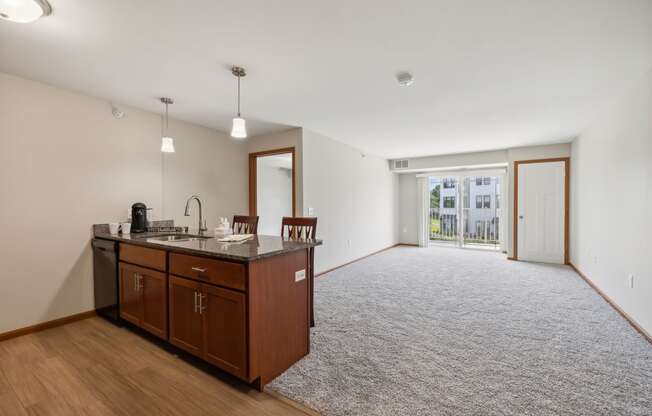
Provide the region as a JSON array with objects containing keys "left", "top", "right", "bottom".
[
  {"left": 281, "top": 217, "right": 317, "bottom": 327},
  {"left": 232, "top": 215, "right": 259, "bottom": 234}
]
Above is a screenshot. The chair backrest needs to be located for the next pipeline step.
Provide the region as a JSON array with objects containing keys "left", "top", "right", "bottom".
[
  {"left": 281, "top": 217, "right": 317, "bottom": 240},
  {"left": 232, "top": 215, "right": 259, "bottom": 234}
]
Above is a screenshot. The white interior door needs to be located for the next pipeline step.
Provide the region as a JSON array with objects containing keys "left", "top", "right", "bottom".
[{"left": 517, "top": 161, "right": 565, "bottom": 264}]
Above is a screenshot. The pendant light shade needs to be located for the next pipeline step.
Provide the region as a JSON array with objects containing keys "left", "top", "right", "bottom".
[
  {"left": 160, "top": 97, "right": 175, "bottom": 153},
  {"left": 231, "top": 117, "right": 247, "bottom": 139},
  {"left": 161, "top": 136, "right": 175, "bottom": 153},
  {"left": 230, "top": 66, "right": 247, "bottom": 139}
]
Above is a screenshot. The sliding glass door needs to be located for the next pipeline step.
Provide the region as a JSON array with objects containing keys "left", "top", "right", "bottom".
[
  {"left": 428, "top": 173, "right": 504, "bottom": 251},
  {"left": 429, "top": 177, "right": 459, "bottom": 244}
]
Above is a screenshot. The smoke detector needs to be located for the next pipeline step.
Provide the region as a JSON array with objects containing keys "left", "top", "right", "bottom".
[
  {"left": 396, "top": 71, "right": 414, "bottom": 87},
  {"left": 111, "top": 105, "right": 125, "bottom": 119}
]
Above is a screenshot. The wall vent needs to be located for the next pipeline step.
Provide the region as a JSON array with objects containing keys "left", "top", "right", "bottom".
[{"left": 394, "top": 159, "right": 409, "bottom": 169}]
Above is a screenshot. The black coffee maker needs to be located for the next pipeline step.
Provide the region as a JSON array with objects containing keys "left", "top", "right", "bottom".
[{"left": 131, "top": 203, "right": 147, "bottom": 233}]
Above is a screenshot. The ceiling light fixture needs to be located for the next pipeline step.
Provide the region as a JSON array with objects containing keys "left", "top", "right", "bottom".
[
  {"left": 230, "top": 66, "right": 247, "bottom": 139},
  {"left": 396, "top": 71, "right": 414, "bottom": 87},
  {"left": 0, "top": 0, "right": 51, "bottom": 23},
  {"left": 160, "top": 97, "right": 175, "bottom": 153}
]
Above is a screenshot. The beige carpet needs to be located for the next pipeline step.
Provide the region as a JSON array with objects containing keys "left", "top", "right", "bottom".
[{"left": 269, "top": 246, "right": 652, "bottom": 416}]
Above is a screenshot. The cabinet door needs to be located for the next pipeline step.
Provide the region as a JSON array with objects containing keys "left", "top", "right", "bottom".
[
  {"left": 169, "top": 276, "right": 202, "bottom": 356},
  {"left": 119, "top": 262, "right": 143, "bottom": 325},
  {"left": 141, "top": 269, "right": 168, "bottom": 340},
  {"left": 202, "top": 284, "right": 247, "bottom": 379}
]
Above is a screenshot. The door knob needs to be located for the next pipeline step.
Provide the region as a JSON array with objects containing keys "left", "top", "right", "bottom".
[{"left": 519, "top": 215, "right": 524, "bottom": 219}]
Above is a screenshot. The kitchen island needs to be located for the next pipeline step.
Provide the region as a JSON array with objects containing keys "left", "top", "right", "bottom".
[{"left": 93, "top": 224, "right": 321, "bottom": 390}]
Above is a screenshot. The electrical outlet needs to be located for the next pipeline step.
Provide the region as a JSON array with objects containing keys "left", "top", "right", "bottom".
[
  {"left": 295, "top": 269, "right": 306, "bottom": 282},
  {"left": 403, "top": 227, "right": 407, "bottom": 233},
  {"left": 307, "top": 207, "right": 314, "bottom": 216},
  {"left": 628, "top": 274, "right": 634, "bottom": 289},
  {"left": 346, "top": 239, "right": 352, "bottom": 248}
]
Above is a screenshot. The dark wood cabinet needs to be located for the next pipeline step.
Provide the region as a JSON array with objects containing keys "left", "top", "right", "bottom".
[
  {"left": 119, "top": 261, "right": 167, "bottom": 340},
  {"left": 169, "top": 276, "right": 203, "bottom": 356},
  {"left": 119, "top": 262, "right": 143, "bottom": 325},
  {"left": 168, "top": 275, "right": 247, "bottom": 378},
  {"left": 203, "top": 284, "right": 247, "bottom": 379},
  {"left": 141, "top": 271, "right": 168, "bottom": 339},
  {"left": 117, "top": 242, "right": 311, "bottom": 390}
]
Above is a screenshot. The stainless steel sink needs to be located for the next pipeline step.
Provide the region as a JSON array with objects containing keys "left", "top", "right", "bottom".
[{"left": 146, "top": 234, "right": 211, "bottom": 242}]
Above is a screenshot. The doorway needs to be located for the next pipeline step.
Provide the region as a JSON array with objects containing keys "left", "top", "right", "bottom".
[
  {"left": 514, "top": 158, "right": 569, "bottom": 264},
  {"left": 428, "top": 172, "right": 505, "bottom": 251},
  {"left": 249, "top": 148, "right": 296, "bottom": 235}
]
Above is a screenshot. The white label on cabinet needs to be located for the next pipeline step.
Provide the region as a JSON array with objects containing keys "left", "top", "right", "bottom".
[{"left": 295, "top": 269, "right": 306, "bottom": 282}]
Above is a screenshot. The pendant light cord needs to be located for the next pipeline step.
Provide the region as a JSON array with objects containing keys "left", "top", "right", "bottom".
[{"left": 237, "top": 74, "right": 241, "bottom": 117}]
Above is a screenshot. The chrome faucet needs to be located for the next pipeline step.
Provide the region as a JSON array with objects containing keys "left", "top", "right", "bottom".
[{"left": 184, "top": 195, "right": 208, "bottom": 235}]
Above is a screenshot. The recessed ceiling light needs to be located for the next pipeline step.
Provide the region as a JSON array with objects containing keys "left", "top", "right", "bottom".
[
  {"left": 0, "top": 0, "right": 51, "bottom": 23},
  {"left": 396, "top": 71, "right": 414, "bottom": 87}
]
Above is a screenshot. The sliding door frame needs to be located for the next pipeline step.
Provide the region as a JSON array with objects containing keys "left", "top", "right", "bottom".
[
  {"left": 513, "top": 157, "right": 570, "bottom": 264},
  {"left": 248, "top": 147, "right": 296, "bottom": 217},
  {"left": 425, "top": 170, "right": 506, "bottom": 251}
]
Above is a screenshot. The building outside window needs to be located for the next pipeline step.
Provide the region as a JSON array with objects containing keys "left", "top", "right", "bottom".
[
  {"left": 444, "top": 196, "right": 455, "bottom": 208},
  {"left": 483, "top": 177, "right": 491, "bottom": 185},
  {"left": 483, "top": 195, "right": 491, "bottom": 208},
  {"left": 475, "top": 195, "right": 483, "bottom": 209}
]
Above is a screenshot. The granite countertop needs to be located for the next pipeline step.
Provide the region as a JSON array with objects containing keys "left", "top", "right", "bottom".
[{"left": 93, "top": 224, "right": 322, "bottom": 262}]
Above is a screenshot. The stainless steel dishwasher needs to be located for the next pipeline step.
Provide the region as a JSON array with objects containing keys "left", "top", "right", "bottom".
[{"left": 92, "top": 239, "right": 120, "bottom": 323}]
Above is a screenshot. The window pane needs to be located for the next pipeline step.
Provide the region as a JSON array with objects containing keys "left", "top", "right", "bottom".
[
  {"left": 483, "top": 177, "right": 491, "bottom": 185},
  {"left": 475, "top": 195, "right": 482, "bottom": 209},
  {"left": 475, "top": 177, "right": 482, "bottom": 186},
  {"left": 483, "top": 195, "right": 491, "bottom": 208}
]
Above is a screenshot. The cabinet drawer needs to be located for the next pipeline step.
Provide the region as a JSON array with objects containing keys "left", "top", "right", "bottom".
[
  {"left": 120, "top": 243, "right": 166, "bottom": 272},
  {"left": 170, "top": 253, "right": 245, "bottom": 291}
]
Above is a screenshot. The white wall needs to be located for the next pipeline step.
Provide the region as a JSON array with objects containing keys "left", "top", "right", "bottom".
[
  {"left": 302, "top": 130, "right": 399, "bottom": 273},
  {"left": 162, "top": 127, "right": 247, "bottom": 231},
  {"left": 0, "top": 72, "right": 247, "bottom": 333},
  {"left": 256, "top": 157, "right": 292, "bottom": 235},
  {"left": 571, "top": 69, "right": 652, "bottom": 334},
  {"left": 397, "top": 143, "right": 571, "bottom": 256}
]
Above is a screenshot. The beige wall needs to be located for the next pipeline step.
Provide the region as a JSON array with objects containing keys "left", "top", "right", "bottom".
[
  {"left": 0, "top": 72, "right": 247, "bottom": 333},
  {"left": 571, "top": 69, "right": 652, "bottom": 334},
  {"left": 302, "top": 130, "right": 399, "bottom": 273}
]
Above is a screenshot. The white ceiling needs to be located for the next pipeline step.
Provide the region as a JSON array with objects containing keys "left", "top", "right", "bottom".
[{"left": 1, "top": 0, "right": 651, "bottom": 158}]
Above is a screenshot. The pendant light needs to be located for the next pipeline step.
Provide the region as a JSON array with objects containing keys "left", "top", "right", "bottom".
[
  {"left": 160, "top": 97, "right": 175, "bottom": 153},
  {"left": 230, "top": 66, "right": 247, "bottom": 139},
  {"left": 0, "top": 0, "right": 51, "bottom": 23}
]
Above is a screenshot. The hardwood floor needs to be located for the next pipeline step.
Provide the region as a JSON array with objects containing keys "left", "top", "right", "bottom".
[{"left": 0, "top": 317, "right": 317, "bottom": 415}]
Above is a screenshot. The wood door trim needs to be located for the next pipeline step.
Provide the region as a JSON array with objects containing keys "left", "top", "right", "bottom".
[
  {"left": 513, "top": 157, "right": 570, "bottom": 264},
  {"left": 248, "top": 147, "right": 296, "bottom": 217}
]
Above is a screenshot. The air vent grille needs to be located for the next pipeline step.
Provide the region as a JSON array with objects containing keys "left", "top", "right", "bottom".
[{"left": 394, "top": 159, "right": 409, "bottom": 169}]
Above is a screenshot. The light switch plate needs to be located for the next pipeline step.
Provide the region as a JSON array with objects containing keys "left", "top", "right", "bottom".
[{"left": 295, "top": 269, "right": 306, "bottom": 282}]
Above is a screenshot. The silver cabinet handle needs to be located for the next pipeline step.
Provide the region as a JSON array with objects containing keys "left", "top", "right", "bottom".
[
  {"left": 191, "top": 267, "right": 208, "bottom": 273},
  {"left": 193, "top": 291, "right": 198, "bottom": 313},
  {"left": 199, "top": 293, "right": 206, "bottom": 315}
]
